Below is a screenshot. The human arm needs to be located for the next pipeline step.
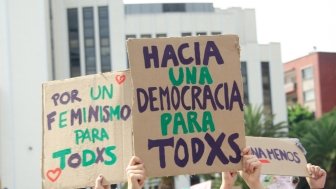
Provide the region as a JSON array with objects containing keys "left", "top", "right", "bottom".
[
  {"left": 126, "top": 156, "right": 147, "bottom": 189},
  {"left": 220, "top": 171, "right": 238, "bottom": 189},
  {"left": 306, "top": 163, "right": 327, "bottom": 189},
  {"left": 94, "top": 175, "right": 109, "bottom": 189},
  {"left": 239, "top": 147, "right": 264, "bottom": 189}
]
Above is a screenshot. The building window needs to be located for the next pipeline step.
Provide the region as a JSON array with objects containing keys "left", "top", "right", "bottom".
[
  {"left": 196, "top": 32, "right": 207, "bottom": 36},
  {"left": 162, "top": 3, "right": 186, "bottom": 12},
  {"left": 211, "top": 31, "right": 221, "bottom": 35},
  {"left": 284, "top": 70, "right": 296, "bottom": 84},
  {"left": 67, "top": 8, "right": 81, "bottom": 77},
  {"left": 302, "top": 66, "right": 313, "bottom": 80},
  {"left": 303, "top": 89, "right": 315, "bottom": 102},
  {"left": 83, "top": 7, "right": 96, "bottom": 75},
  {"left": 98, "top": 6, "right": 111, "bottom": 72},
  {"left": 241, "top": 61, "right": 249, "bottom": 105},
  {"left": 156, "top": 33, "right": 167, "bottom": 38},
  {"left": 126, "top": 34, "right": 136, "bottom": 39},
  {"left": 181, "top": 32, "right": 192, "bottom": 36},
  {"left": 140, "top": 34, "right": 152, "bottom": 38},
  {"left": 261, "top": 61, "right": 272, "bottom": 114}
]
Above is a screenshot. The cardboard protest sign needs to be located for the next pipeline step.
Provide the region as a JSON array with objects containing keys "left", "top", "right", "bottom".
[
  {"left": 127, "top": 35, "right": 245, "bottom": 177},
  {"left": 42, "top": 71, "right": 133, "bottom": 188},
  {"left": 246, "top": 136, "right": 309, "bottom": 176}
]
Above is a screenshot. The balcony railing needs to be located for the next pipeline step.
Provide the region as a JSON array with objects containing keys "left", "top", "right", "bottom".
[{"left": 285, "top": 82, "right": 296, "bottom": 94}]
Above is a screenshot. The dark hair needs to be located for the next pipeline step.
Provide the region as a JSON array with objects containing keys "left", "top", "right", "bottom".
[{"left": 292, "top": 176, "right": 300, "bottom": 185}]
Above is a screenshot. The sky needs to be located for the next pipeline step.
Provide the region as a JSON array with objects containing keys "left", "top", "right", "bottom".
[{"left": 123, "top": 0, "right": 336, "bottom": 62}]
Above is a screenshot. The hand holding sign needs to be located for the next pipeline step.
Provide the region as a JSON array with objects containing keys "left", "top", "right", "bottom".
[
  {"left": 94, "top": 175, "right": 109, "bottom": 189},
  {"left": 220, "top": 172, "right": 237, "bottom": 189},
  {"left": 239, "top": 147, "right": 263, "bottom": 189},
  {"left": 126, "top": 156, "right": 147, "bottom": 189},
  {"left": 306, "top": 163, "right": 327, "bottom": 189}
]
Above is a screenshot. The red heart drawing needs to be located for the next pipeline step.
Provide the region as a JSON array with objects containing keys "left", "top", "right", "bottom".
[
  {"left": 46, "top": 168, "right": 62, "bottom": 182},
  {"left": 115, "top": 74, "right": 126, "bottom": 84}
]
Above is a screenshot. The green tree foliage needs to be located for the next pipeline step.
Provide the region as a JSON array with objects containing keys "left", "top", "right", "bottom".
[
  {"left": 289, "top": 108, "right": 336, "bottom": 189},
  {"left": 288, "top": 104, "right": 314, "bottom": 126},
  {"left": 244, "top": 105, "right": 288, "bottom": 137},
  {"left": 301, "top": 110, "right": 336, "bottom": 188},
  {"left": 287, "top": 104, "right": 315, "bottom": 138}
]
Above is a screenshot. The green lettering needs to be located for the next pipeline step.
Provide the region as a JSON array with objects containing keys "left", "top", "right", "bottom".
[
  {"left": 91, "top": 128, "right": 99, "bottom": 143},
  {"left": 169, "top": 67, "right": 184, "bottom": 86},
  {"left": 186, "top": 66, "right": 197, "bottom": 84},
  {"left": 59, "top": 111, "right": 67, "bottom": 128},
  {"left": 104, "top": 146, "right": 117, "bottom": 165},
  {"left": 109, "top": 105, "right": 120, "bottom": 120},
  {"left": 52, "top": 148, "right": 71, "bottom": 170},
  {"left": 102, "top": 84, "right": 113, "bottom": 99},
  {"left": 99, "top": 106, "right": 103, "bottom": 122},
  {"left": 161, "top": 113, "right": 172, "bottom": 136},
  {"left": 74, "top": 129, "right": 84, "bottom": 145},
  {"left": 202, "top": 111, "right": 215, "bottom": 132},
  {"left": 100, "top": 128, "right": 109, "bottom": 141},
  {"left": 90, "top": 85, "right": 113, "bottom": 100},
  {"left": 90, "top": 86, "right": 101, "bottom": 100},
  {"left": 199, "top": 66, "right": 213, "bottom": 85},
  {"left": 82, "top": 129, "right": 91, "bottom": 143}
]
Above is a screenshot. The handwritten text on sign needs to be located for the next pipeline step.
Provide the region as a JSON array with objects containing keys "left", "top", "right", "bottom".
[
  {"left": 128, "top": 35, "right": 246, "bottom": 176},
  {"left": 246, "top": 136, "right": 309, "bottom": 176},
  {"left": 42, "top": 72, "right": 132, "bottom": 188}
]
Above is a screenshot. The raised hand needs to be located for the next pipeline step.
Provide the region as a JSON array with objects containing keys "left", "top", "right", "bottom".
[
  {"left": 239, "top": 147, "right": 263, "bottom": 189},
  {"left": 220, "top": 171, "right": 238, "bottom": 189},
  {"left": 306, "top": 163, "right": 327, "bottom": 189},
  {"left": 126, "top": 156, "right": 147, "bottom": 189},
  {"left": 94, "top": 175, "right": 109, "bottom": 189}
]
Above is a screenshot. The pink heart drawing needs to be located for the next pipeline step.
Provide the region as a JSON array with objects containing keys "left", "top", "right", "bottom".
[
  {"left": 46, "top": 168, "right": 62, "bottom": 182},
  {"left": 259, "top": 159, "right": 271, "bottom": 164},
  {"left": 115, "top": 74, "right": 126, "bottom": 85}
]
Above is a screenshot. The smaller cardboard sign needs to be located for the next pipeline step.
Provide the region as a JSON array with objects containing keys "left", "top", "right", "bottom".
[
  {"left": 42, "top": 71, "right": 133, "bottom": 188},
  {"left": 246, "top": 136, "right": 309, "bottom": 177}
]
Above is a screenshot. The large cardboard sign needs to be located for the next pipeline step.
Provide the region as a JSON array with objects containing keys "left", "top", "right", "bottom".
[
  {"left": 246, "top": 136, "right": 309, "bottom": 176},
  {"left": 42, "top": 71, "right": 133, "bottom": 188},
  {"left": 127, "top": 35, "right": 245, "bottom": 177}
]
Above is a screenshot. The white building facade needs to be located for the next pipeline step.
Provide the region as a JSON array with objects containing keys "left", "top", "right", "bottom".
[
  {"left": 124, "top": 4, "right": 286, "bottom": 124},
  {"left": 0, "top": 0, "right": 51, "bottom": 188},
  {"left": 0, "top": 0, "right": 287, "bottom": 188}
]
